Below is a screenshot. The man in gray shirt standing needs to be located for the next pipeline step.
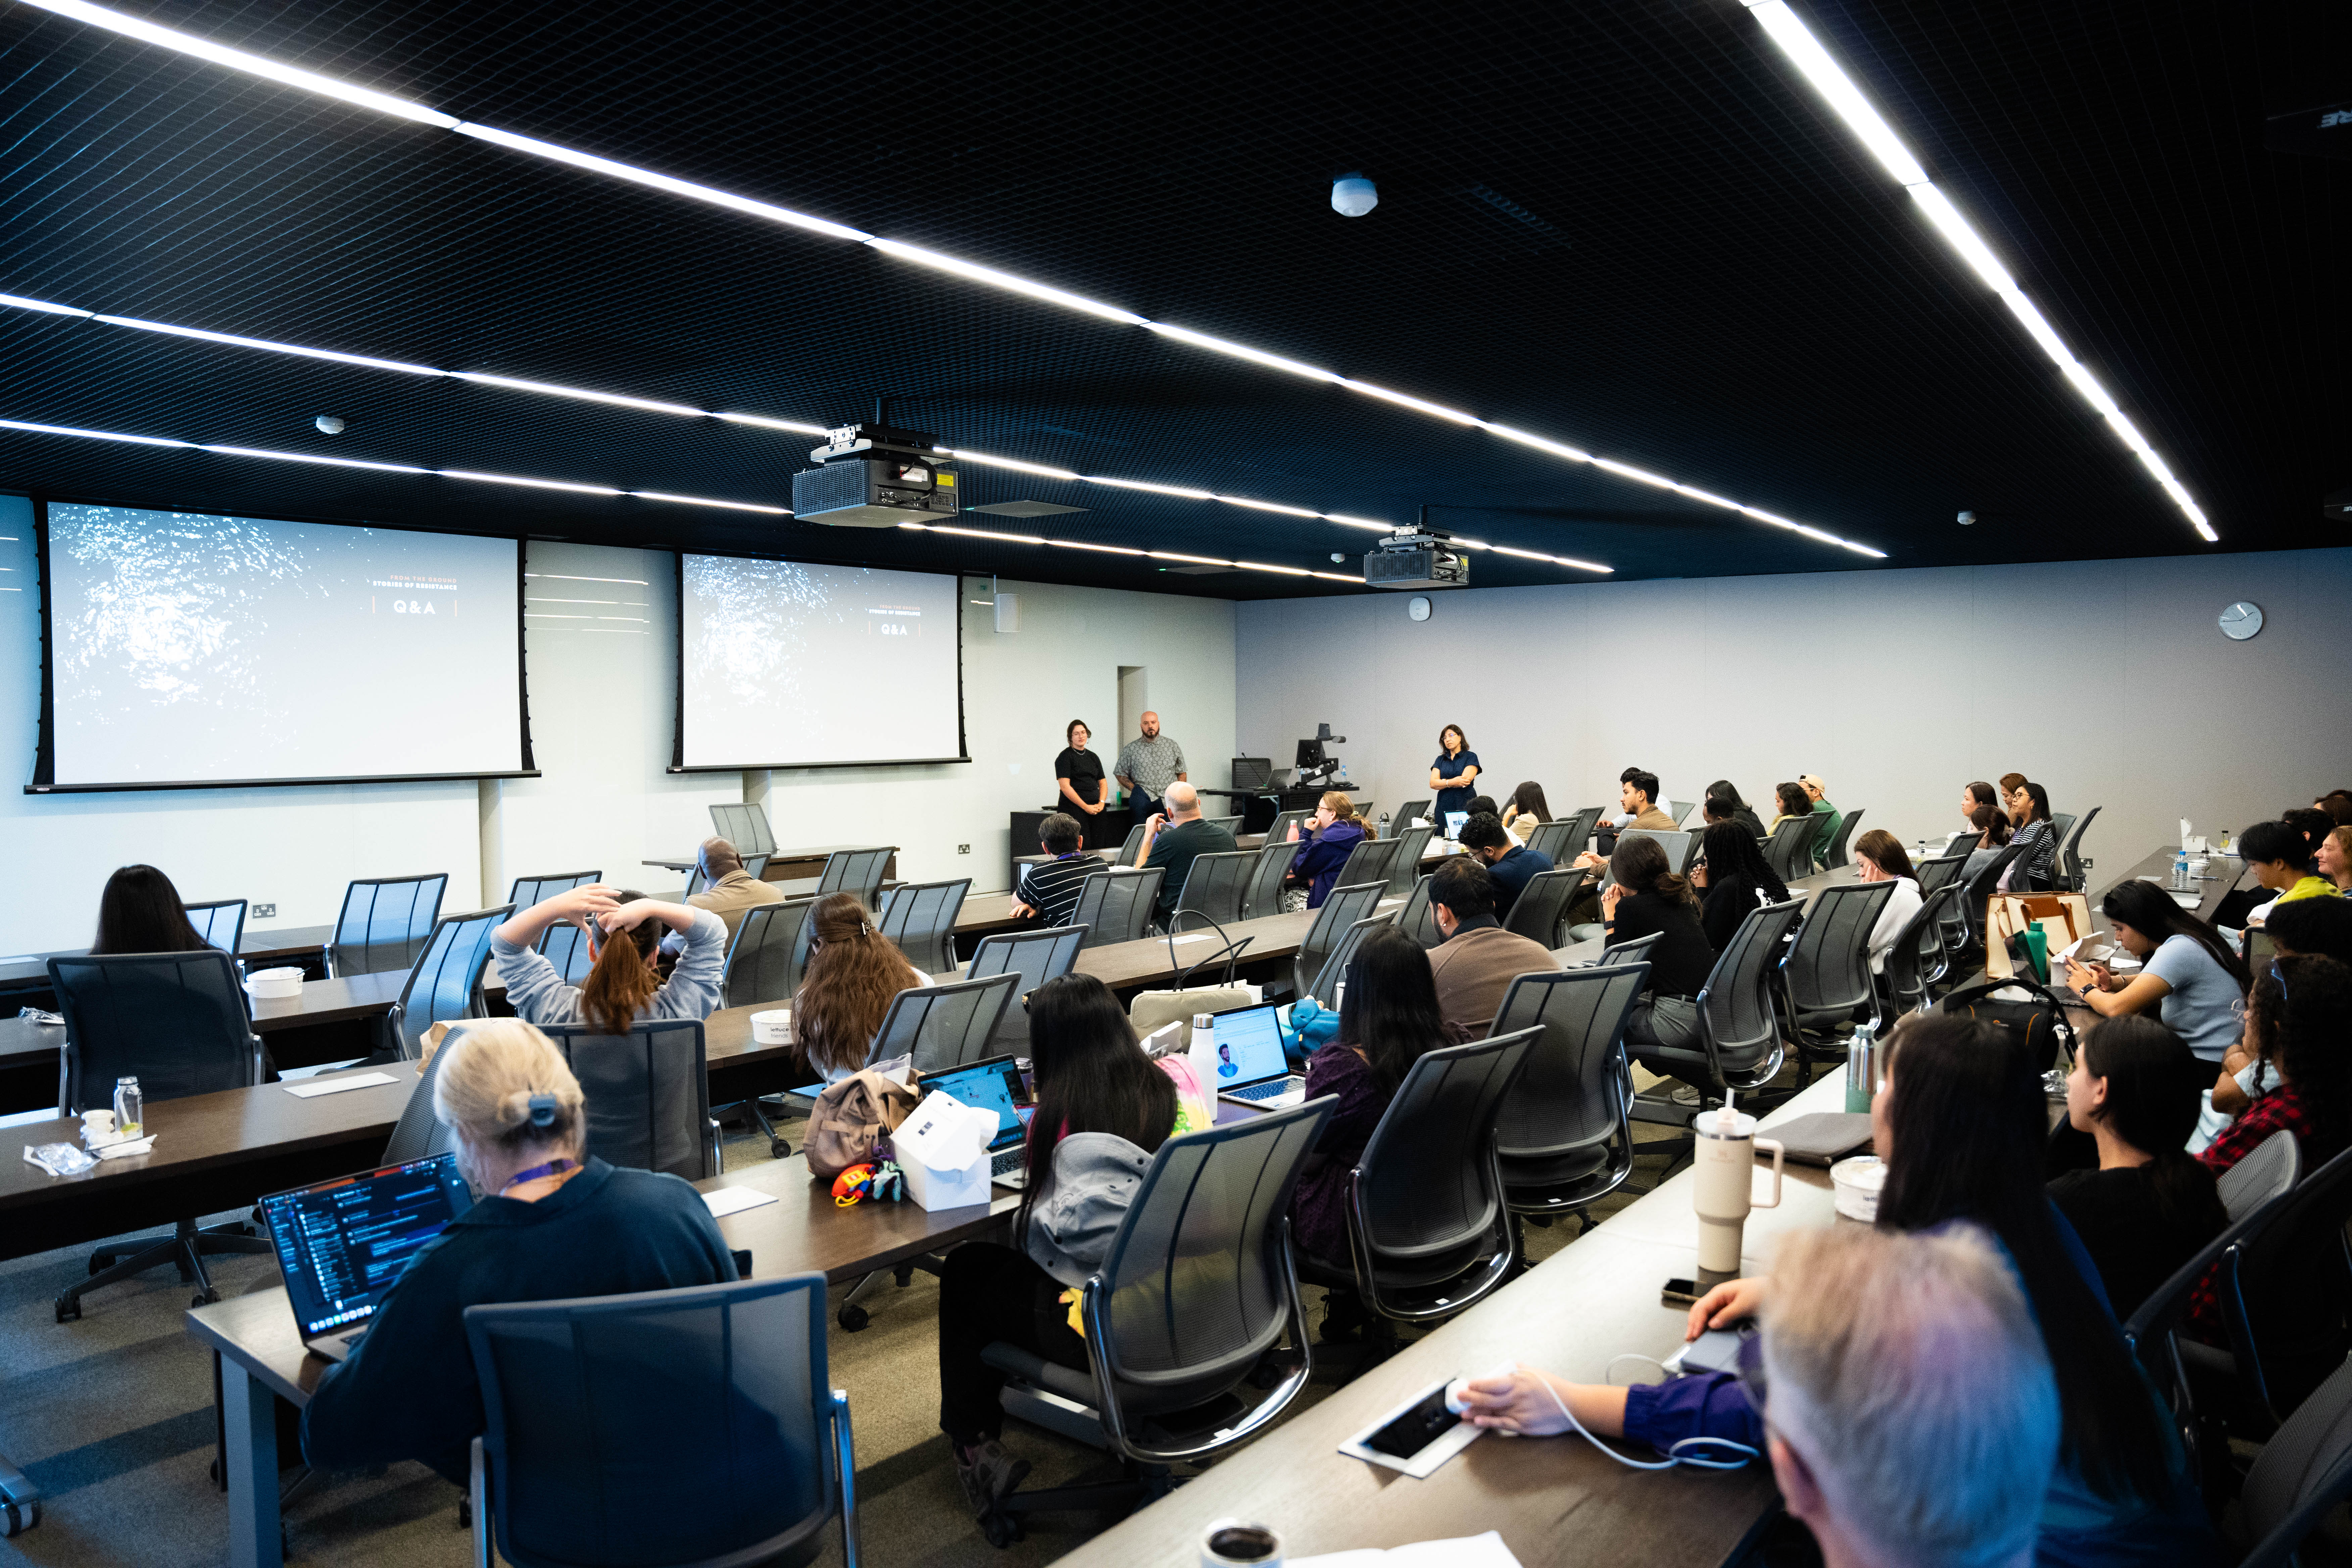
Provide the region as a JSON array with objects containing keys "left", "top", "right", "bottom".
[{"left": 1114, "top": 709, "right": 1186, "bottom": 826}]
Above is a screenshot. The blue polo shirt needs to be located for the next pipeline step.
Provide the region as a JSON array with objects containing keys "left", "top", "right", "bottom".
[{"left": 1486, "top": 844, "right": 1553, "bottom": 918}]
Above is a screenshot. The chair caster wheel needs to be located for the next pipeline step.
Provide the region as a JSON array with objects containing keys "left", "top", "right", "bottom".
[
  {"left": 837, "top": 1304, "right": 870, "bottom": 1332},
  {"left": 0, "top": 1495, "right": 39, "bottom": 1537},
  {"left": 457, "top": 1497, "right": 472, "bottom": 1528},
  {"left": 193, "top": 1289, "right": 220, "bottom": 1308},
  {"left": 771, "top": 1138, "right": 791, "bottom": 1160},
  {"left": 54, "top": 1293, "right": 80, "bottom": 1323},
  {"left": 982, "top": 1513, "right": 1021, "bottom": 1548}
]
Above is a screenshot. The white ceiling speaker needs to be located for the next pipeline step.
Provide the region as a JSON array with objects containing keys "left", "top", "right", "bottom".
[
  {"left": 1331, "top": 174, "right": 1378, "bottom": 217},
  {"left": 314, "top": 415, "right": 345, "bottom": 434}
]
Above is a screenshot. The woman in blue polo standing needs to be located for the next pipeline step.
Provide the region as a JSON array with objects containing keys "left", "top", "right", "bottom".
[{"left": 1428, "top": 724, "right": 1481, "bottom": 831}]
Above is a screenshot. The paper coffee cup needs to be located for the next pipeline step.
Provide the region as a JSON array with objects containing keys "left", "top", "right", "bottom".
[{"left": 1201, "top": 1520, "right": 1282, "bottom": 1568}]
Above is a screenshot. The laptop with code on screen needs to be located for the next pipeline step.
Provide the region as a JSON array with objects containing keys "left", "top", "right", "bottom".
[
  {"left": 1212, "top": 1001, "right": 1307, "bottom": 1109},
  {"left": 260, "top": 1153, "right": 474, "bottom": 1362},
  {"left": 917, "top": 1055, "right": 1035, "bottom": 1189}
]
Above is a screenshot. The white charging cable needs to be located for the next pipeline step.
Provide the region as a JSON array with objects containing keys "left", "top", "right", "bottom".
[{"left": 1453, "top": 1361, "right": 1759, "bottom": 1472}]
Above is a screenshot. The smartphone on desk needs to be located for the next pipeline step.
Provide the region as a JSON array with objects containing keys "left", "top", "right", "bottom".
[{"left": 1661, "top": 1277, "right": 1702, "bottom": 1308}]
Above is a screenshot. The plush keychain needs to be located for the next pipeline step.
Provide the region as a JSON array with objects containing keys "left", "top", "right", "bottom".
[{"left": 830, "top": 1161, "right": 906, "bottom": 1207}]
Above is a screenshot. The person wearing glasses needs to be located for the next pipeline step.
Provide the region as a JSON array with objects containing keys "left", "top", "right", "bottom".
[{"left": 1428, "top": 724, "right": 1481, "bottom": 828}]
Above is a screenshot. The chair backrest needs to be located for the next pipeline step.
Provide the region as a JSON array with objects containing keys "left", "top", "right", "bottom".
[
  {"left": 49, "top": 950, "right": 259, "bottom": 1114},
  {"left": 1264, "top": 809, "right": 1313, "bottom": 848},
  {"left": 464, "top": 1274, "right": 841, "bottom": 1568},
  {"left": 1669, "top": 799, "right": 1696, "bottom": 828},
  {"left": 1398, "top": 876, "right": 1444, "bottom": 949},
  {"left": 1088, "top": 1098, "right": 1333, "bottom": 1437},
  {"left": 1332, "top": 836, "right": 1405, "bottom": 895},
  {"left": 2235, "top": 1355, "right": 2352, "bottom": 1568},
  {"left": 1697, "top": 901, "right": 1806, "bottom": 1071},
  {"left": 1502, "top": 868, "right": 1586, "bottom": 949},
  {"left": 967, "top": 924, "right": 1087, "bottom": 993},
  {"left": 1391, "top": 800, "right": 1430, "bottom": 831},
  {"left": 1780, "top": 881, "right": 1896, "bottom": 1015},
  {"left": 1524, "top": 818, "right": 1578, "bottom": 864},
  {"left": 1346, "top": 1027, "right": 1540, "bottom": 1310},
  {"left": 393, "top": 905, "right": 516, "bottom": 1060},
  {"left": 509, "top": 873, "right": 603, "bottom": 982},
  {"left": 877, "top": 877, "right": 970, "bottom": 975},
  {"left": 815, "top": 847, "right": 894, "bottom": 909},
  {"left": 867, "top": 972, "right": 1021, "bottom": 1074},
  {"left": 1914, "top": 849, "right": 1970, "bottom": 897},
  {"left": 507, "top": 870, "right": 602, "bottom": 911},
  {"left": 719, "top": 897, "right": 819, "bottom": 1010},
  {"left": 1383, "top": 824, "right": 1434, "bottom": 895},
  {"left": 1114, "top": 822, "right": 1149, "bottom": 868},
  {"left": 1489, "top": 967, "right": 1646, "bottom": 1163},
  {"left": 707, "top": 801, "right": 779, "bottom": 859},
  {"left": 1173, "top": 851, "right": 1253, "bottom": 929},
  {"left": 1762, "top": 817, "right": 1816, "bottom": 884},
  {"left": 1957, "top": 839, "right": 2031, "bottom": 943},
  {"left": 540, "top": 1019, "right": 712, "bottom": 1181},
  {"left": 2221, "top": 1142, "right": 2352, "bottom": 1422},
  {"left": 1597, "top": 931, "right": 1662, "bottom": 968},
  {"left": 383, "top": 1037, "right": 460, "bottom": 1164},
  {"left": 2060, "top": 805, "right": 2101, "bottom": 892},
  {"left": 185, "top": 898, "right": 247, "bottom": 958},
  {"left": 1240, "top": 839, "right": 1297, "bottom": 923},
  {"left": 1294, "top": 882, "right": 1388, "bottom": 994},
  {"left": 331, "top": 873, "right": 449, "bottom": 977},
  {"left": 1884, "top": 884, "right": 1962, "bottom": 1012},
  {"left": 1073, "top": 868, "right": 1163, "bottom": 948},
  {"left": 1619, "top": 828, "right": 1696, "bottom": 876},
  {"left": 1821, "top": 807, "right": 1865, "bottom": 870},
  {"left": 1307, "top": 915, "right": 1396, "bottom": 1009}
]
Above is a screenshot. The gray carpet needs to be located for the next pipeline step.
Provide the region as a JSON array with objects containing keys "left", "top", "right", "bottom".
[{"left": 0, "top": 1065, "right": 1788, "bottom": 1567}]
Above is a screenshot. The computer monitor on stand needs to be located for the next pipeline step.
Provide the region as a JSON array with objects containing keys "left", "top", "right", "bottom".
[{"left": 1295, "top": 723, "right": 1345, "bottom": 788}]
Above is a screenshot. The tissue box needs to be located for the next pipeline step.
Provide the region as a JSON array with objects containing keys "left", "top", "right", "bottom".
[
  {"left": 749, "top": 1009, "right": 792, "bottom": 1045},
  {"left": 244, "top": 967, "right": 303, "bottom": 1000},
  {"left": 893, "top": 1090, "right": 996, "bottom": 1211}
]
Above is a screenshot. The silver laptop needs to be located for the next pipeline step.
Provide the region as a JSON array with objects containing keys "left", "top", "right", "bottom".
[
  {"left": 1211, "top": 1001, "right": 1307, "bottom": 1110},
  {"left": 260, "top": 1153, "right": 474, "bottom": 1362},
  {"left": 918, "top": 1055, "right": 1036, "bottom": 1189}
]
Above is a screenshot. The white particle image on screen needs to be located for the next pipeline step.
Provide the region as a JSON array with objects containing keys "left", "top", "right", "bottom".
[{"left": 681, "top": 555, "right": 961, "bottom": 768}]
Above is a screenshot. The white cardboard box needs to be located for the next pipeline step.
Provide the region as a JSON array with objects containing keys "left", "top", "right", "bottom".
[{"left": 894, "top": 1090, "right": 997, "bottom": 1211}]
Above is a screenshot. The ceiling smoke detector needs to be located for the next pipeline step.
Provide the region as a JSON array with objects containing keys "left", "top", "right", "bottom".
[
  {"left": 1331, "top": 174, "right": 1378, "bottom": 217},
  {"left": 314, "top": 415, "right": 346, "bottom": 435}
]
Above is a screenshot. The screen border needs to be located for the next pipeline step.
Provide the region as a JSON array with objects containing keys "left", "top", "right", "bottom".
[
  {"left": 667, "top": 547, "right": 971, "bottom": 774},
  {"left": 25, "top": 494, "right": 540, "bottom": 794}
]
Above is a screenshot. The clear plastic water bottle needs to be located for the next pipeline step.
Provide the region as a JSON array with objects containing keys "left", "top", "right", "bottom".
[
  {"left": 113, "top": 1075, "right": 143, "bottom": 1139},
  {"left": 1337, "top": 762, "right": 1349, "bottom": 785},
  {"left": 2173, "top": 850, "right": 2190, "bottom": 890}
]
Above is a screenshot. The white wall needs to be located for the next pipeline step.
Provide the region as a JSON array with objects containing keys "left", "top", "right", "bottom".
[
  {"left": 0, "top": 506, "right": 1236, "bottom": 957},
  {"left": 1235, "top": 548, "right": 2352, "bottom": 873}
]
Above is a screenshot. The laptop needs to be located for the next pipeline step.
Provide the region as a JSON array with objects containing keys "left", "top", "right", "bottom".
[
  {"left": 260, "top": 1152, "right": 474, "bottom": 1362},
  {"left": 917, "top": 1054, "right": 1036, "bottom": 1189},
  {"left": 1211, "top": 1001, "right": 1307, "bottom": 1109}
]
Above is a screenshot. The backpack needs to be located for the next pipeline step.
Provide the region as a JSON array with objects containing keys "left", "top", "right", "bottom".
[{"left": 1932, "top": 977, "right": 2080, "bottom": 1073}]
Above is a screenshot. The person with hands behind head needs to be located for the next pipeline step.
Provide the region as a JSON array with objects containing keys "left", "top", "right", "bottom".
[{"left": 492, "top": 884, "right": 728, "bottom": 1036}]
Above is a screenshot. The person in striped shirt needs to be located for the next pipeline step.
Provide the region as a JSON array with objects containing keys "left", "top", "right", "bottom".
[{"left": 1013, "top": 812, "right": 1096, "bottom": 928}]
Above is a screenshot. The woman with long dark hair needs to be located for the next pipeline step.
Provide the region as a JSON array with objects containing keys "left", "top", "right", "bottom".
[
  {"left": 1501, "top": 780, "right": 1551, "bottom": 846},
  {"left": 934, "top": 974, "right": 1208, "bottom": 1517},
  {"left": 791, "top": 893, "right": 934, "bottom": 1081},
  {"left": 2002, "top": 780, "right": 2060, "bottom": 891},
  {"left": 90, "top": 864, "right": 212, "bottom": 954},
  {"left": 1851, "top": 829, "right": 1922, "bottom": 975},
  {"left": 1688, "top": 819, "right": 1787, "bottom": 951},
  {"left": 1702, "top": 780, "right": 1764, "bottom": 839},
  {"left": 1606, "top": 835, "right": 1718, "bottom": 1074},
  {"left": 2050, "top": 1016, "right": 2228, "bottom": 1319},
  {"left": 2063, "top": 880, "right": 2249, "bottom": 1064},
  {"left": 493, "top": 885, "right": 726, "bottom": 1038}
]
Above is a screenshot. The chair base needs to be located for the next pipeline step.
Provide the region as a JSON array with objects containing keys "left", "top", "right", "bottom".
[
  {"left": 0, "top": 1452, "right": 38, "bottom": 1538},
  {"left": 58, "top": 1219, "right": 270, "bottom": 1321},
  {"left": 838, "top": 1254, "right": 944, "bottom": 1332},
  {"left": 715, "top": 1095, "right": 791, "bottom": 1161}
]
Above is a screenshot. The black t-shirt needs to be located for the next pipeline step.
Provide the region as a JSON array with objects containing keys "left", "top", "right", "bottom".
[
  {"left": 2047, "top": 1164, "right": 2227, "bottom": 1322},
  {"left": 1054, "top": 746, "right": 1106, "bottom": 808},
  {"left": 1608, "top": 889, "right": 1716, "bottom": 999},
  {"left": 1700, "top": 872, "right": 1785, "bottom": 952}
]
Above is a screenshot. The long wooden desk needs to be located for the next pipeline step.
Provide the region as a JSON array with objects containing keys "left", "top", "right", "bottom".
[
  {"left": 186, "top": 1152, "right": 1018, "bottom": 1568},
  {"left": 0, "top": 923, "right": 338, "bottom": 995}
]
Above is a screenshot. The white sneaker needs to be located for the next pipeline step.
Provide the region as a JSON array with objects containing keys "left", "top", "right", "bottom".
[{"left": 1670, "top": 1085, "right": 1702, "bottom": 1107}]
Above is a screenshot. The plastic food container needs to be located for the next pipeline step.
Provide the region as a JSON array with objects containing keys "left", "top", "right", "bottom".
[
  {"left": 750, "top": 1009, "right": 793, "bottom": 1045},
  {"left": 244, "top": 967, "right": 304, "bottom": 1001},
  {"left": 1829, "top": 1155, "right": 1886, "bottom": 1223}
]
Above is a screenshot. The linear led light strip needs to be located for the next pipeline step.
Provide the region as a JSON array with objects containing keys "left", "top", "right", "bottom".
[
  {"left": 0, "top": 290, "right": 1616, "bottom": 573},
  {"left": 0, "top": 415, "right": 1362, "bottom": 584},
  {"left": 1742, "top": 0, "right": 2215, "bottom": 543},
  {"left": 14, "top": 0, "right": 1882, "bottom": 562}
]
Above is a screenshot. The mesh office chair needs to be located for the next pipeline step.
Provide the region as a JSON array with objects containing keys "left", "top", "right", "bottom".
[
  {"left": 2184, "top": 1144, "right": 2352, "bottom": 1437},
  {"left": 720, "top": 897, "right": 820, "bottom": 1010},
  {"left": 877, "top": 878, "right": 970, "bottom": 976},
  {"left": 1502, "top": 868, "right": 1586, "bottom": 949},
  {"left": 707, "top": 801, "right": 780, "bottom": 859},
  {"left": 388, "top": 905, "right": 514, "bottom": 1061},
  {"left": 507, "top": 870, "right": 602, "bottom": 910},
  {"left": 1263, "top": 809, "right": 1313, "bottom": 848},
  {"left": 1331, "top": 836, "right": 1405, "bottom": 895},
  {"left": 541, "top": 1019, "right": 717, "bottom": 1181},
  {"left": 864, "top": 973, "right": 1021, "bottom": 1075},
  {"left": 1291, "top": 882, "right": 1387, "bottom": 998},
  {"left": 1239, "top": 839, "right": 1297, "bottom": 922},
  {"left": 1305, "top": 915, "right": 1396, "bottom": 1009},
  {"left": 47, "top": 951, "right": 269, "bottom": 1319},
  {"left": 1882, "top": 885, "right": 1962, "bottom": 1015},
  {"left": 184, "top": 899, "right": 247, "bottom": 960},
  {"left": 1072, "top": 868, "right": 1163, "bottom": 948},
  {"left": 1385, "top": 824, "right": 1434, "bottom": 895},
  {"left": 329, "top": 873, "right": 449, "bottom": 977},
  {"left": 382, "top": 1041, "right": 460, "bottom": 1165},
  {"left": 1669, "top": 799, "right": 1696, "bottom": 828},
  {"left": 464, "top": 1275, "right": 859, "bottom": 1568},
  {"left": 815, "top": 848, "right": 894, "bottom": 911},
  {"left": 980, "top": 1099, "right": 1332, "bottom": 1547},
  {"left": 2230, "top": 1355, "right": 2352, "bottom": 1568},
  {"left": 2043, "top": 812, "right": 2077, "bottom": 881},
  {"left": 1630, "top": 901, "right": 1804, "bottom": 1130},
  {"left": 1171, "top": 851, "right": 1253, "bottom": 930},
  {"left": 1914, "top": 848, "right": 1970, "bottom": 897},
  {"left": 2058, "top": 805, "right": 2101, "bottom": 893},
  {"left": 1113, "top": 823, "right": 1149, "bottom": 868},
  {"left": 1556, "top": 806, "right": 1609, "bottom": 864},
  {"left": 966, "top": 925, "right": 1088, "bottom": 1051},
  {"left": 1776, "top": 881, "right": 1896, "bottom": 1085},
  {"left": 1523, "top": 819, "right": 1575, "bottom": 864},
  {"left": 1820, "top": 808, "right": 1865, "bottom": 870},
  {"left": 1761, "top": 818, "right": 1817, "bottom": 885},
  {"left": 1397, "top": 876, "right": 1444, "bottom": 949},
  {"left": 1489, "top": 968, "right": 1647, "bottom": 1242},
  {"left": 1953, "top": 839, "right": 2031, "bottom": 953},
  {"left": 1595, "top": 931, "right": 1663, "bottom": 968},
  {"left": 1620, "top": 828, "right": 1698, "bottom": 875},
  {"left": 509, "top": 872, "right": 603, "bottom": 983},
  {"left": 1297, "top": 1028, "right": 1538, "bottom": 1335},
  {"left": 1391, "top": 800, "right": 1431, "bottom": 832}
]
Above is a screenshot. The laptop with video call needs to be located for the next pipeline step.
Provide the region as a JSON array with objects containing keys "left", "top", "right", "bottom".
[
  {"left": 260, "top": 1153, "right": 474, "bottom": 1362},
  {"left": 1210, "top": 1001, "right": 1307, "bottom": 1109},
  {"left": 917, "top": 1055, "right": 1036, "bottom": 1189}
]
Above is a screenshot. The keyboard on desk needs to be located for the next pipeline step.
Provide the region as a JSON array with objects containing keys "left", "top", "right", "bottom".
[
  {"left": 1224, "top": 1075, "right": 1305, "bottom": 1104},
  {"left": 990, "top": 1147, "right": 1028, "bottom": 1189}
]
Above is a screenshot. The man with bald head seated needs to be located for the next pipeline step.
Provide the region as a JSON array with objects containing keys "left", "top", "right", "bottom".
[
  {"left": 1136, "top": 781, "right": 1237, "bottom": 922},
  {"left": 684, "top": 836, "right": 782, "bottom": 946}
]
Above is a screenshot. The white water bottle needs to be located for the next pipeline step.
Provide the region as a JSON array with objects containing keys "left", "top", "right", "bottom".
[{"left": 1693, "top": 1104, "right": 1784, "bottom": 1275}]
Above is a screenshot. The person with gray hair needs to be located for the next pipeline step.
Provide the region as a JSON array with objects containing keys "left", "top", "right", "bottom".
[
  {"left": 1456, "top": 1223, "right": 2059, "bottom": 1568},
  {"left": 301, "top": 1020, "right": 737, "bottom": 1485},
  {"left": 1135, "top": 780, "right": 1235, "bottom": 922}
]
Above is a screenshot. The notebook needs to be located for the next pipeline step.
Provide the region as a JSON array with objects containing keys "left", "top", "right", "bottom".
[
  {"left": 260, "top": 1153, "right": 474, "bottom": 1362},
  {"left": 1766, "top": 1111, "right": 1878, "bottom": 1167}
]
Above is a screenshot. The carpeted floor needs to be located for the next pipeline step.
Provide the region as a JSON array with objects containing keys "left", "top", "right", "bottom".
[{"left": 0, "top": 1062, "right": 1813, "bottom": 1567}]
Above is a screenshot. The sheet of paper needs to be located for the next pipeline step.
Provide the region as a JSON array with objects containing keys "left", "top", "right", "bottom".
[
  {"left": 1292, "top": 1533, "right": 1524, "bottom": 1568},
  {"left": 283, "top": 1072, "right": 400, "bottom": 1098},
  {"left": 1168, "top": 932, "right": 1217, "bottom": 945},
  {"left": 95, "top": 1136, "right": 157, "bottom": 1160},
  {"left": 702, "top": 1186, "right": 780, "bottom": 1218}
]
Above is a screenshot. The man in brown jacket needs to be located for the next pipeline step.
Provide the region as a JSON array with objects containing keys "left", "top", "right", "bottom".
[
  {"left": 683, "top": 837, "right": 782, "bottom": 947},
  {"left": 1424, "top": 859, "right": 1556, "bottom": 1039}
]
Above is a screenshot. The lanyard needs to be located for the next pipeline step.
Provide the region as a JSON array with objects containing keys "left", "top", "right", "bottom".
[{"left": 500, "top": 1157, "right": 579, "bottom": 1195}]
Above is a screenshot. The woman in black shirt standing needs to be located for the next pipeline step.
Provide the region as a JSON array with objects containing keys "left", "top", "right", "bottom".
[
  {"left": 1604, "top": 835, "right": 1719, "bottom": 1069},
  {"left": 2048, "top": 1015, "right": 2227, "bottom": 1320},
  {"left": 1687, "top": 820, "right": 1790, "bottom": 952},
  {"left": 1054, "top": 719, "right": 1108, "bottom": 823}
]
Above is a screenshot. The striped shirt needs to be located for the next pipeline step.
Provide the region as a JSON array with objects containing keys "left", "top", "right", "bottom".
[{"left": 1018, "top": 852, "right": 1098, "bottom": 928}]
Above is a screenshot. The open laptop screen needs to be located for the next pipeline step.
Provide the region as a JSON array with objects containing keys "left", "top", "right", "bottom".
[
  {"left": 262, "top": 1153, "right": 473, "bottom": 1339},
  {"left": 1210, "top": 1003, "right": 1290, "bottom": 1088},
  {"left": 919, "top": 1058, "right": 1028, "bottom": 1152}
]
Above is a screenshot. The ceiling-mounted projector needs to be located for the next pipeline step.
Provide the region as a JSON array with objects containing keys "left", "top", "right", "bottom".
[
  {"left": 1364, "top": 525, "right": 1469, "bottom": 590},
  {"left": 792, "top": 420, "right": 961, "bottom": 527}
]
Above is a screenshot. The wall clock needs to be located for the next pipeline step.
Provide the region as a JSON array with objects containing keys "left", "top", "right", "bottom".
[{"left": 2219, "top": 602, "right": 2262, "bottom": 641}]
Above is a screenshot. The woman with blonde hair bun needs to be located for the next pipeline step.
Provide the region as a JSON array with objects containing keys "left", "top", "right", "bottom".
[{"left": 300, "top": 1019, "right": 738, "bottom": 1485}]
